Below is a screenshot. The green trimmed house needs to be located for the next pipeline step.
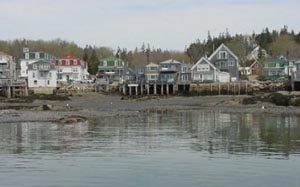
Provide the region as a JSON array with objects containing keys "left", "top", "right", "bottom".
[
  {"left": 263, "top": 58, "right": 293, "bottom": 80},
  {"left": 97, "top": 56, "right": 125, "bottom": 82},
  {"left": 20, "top": 48, "right": 56, "bottom": 78}
]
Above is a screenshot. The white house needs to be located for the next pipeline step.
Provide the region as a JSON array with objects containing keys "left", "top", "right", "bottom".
[
  {"left": 20, "top": 48, "right": 56, "bottom": 78},
  {"left": 191, "top": 57, "right": 218, "bottom": 82},
  {"left": 55, "top": 55, "right": 89, "bottom": 82},
  {"left": 191, "top": 57, "right": 230, "bottom": 83},
  {"left": 27, "top": 60, "right": 57, "bottom": 94}
]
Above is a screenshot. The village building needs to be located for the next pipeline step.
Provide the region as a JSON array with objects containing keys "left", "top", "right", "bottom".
[
  {"left": 27, "top": 60, "right": 57, "bottom": 94},
  {"left": 262, "top": 57, "right": 294, "bottom": 80},
  {"left": 97, "top": 56, "right": 125, "bottom": 82},
  {"left": 247, "top": 45, "right": 268, "bottom": 61},
  {"left": 208, "top": 43, "right": 240, "bottom": 81},
  {"left": 19, "top": 48, "right": 56, "bottom": 78},
  {"left": 239, "top": 59, "right": 262, "bottom": 76},
  {"left": 158, "top": 59, "right": 182, "bottom": 83},
  {"left": 191, "top": 57, "right": 230, "bottom": 83},
  {"left": 0, "top": 52, "right": 17, "bottom": 81},
  {"left": 159, "top": 59, "right": 192, "bottom": 83},
  {"left": 145, "top": 62, "right": 159, "bottom": 82},
  {"left": 179, "top": 62, "right": 192, "bottom": 83},
  {"left": 55, "top": 56, "right": 89, "bottom": 82}
]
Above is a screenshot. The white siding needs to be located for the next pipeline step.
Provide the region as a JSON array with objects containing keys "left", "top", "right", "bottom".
[{"left": 28, "top": 70, "right": 57, "bottom": 88}]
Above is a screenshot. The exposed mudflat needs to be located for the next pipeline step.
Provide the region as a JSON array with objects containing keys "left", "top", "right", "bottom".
[{"left": 1, "top": 92, "right": 300, "bottom": 123}]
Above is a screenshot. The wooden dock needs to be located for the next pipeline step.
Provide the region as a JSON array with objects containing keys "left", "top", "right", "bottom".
[
  {"left": 0, "top": 80, "right": 28, "bottom": 98},
  {"left": 120, "top": 81, "right": 250, "bottom": 96}
]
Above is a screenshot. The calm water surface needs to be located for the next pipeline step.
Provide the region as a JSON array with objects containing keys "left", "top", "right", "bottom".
[{"left": 0, "top": 110, "right": 300, "bottom": 187}]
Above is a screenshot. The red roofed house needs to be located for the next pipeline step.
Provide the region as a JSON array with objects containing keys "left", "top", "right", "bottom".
[{"left": 55, "top": 56, "right": 89, "bottom": 82}]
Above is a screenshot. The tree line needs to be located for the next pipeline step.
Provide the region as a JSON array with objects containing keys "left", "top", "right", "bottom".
[{"left": 1, "top": 26, "right": 300, "bottom": 75}]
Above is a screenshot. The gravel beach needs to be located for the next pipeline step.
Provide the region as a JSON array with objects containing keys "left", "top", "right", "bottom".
[{"left": 1, "top": 93, "right": 300, "bottom": 123}]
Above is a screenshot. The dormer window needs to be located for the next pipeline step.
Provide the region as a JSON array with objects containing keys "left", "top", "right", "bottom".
[
  {"left": 66, "top": 60, "right": 70, "bottom": 65},
  {"left": 218, "top": 51, "right": 228, "bottom": 59},
  {"left": 74, "top": 60, "right": 78, "bottom": 65}
]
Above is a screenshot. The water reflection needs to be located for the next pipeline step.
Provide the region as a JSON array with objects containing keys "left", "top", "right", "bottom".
[{"left": 0, "top": 111, "right": 300, "bottom": 158}]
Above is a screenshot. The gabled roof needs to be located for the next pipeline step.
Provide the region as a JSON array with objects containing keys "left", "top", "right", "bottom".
[
  {"left": 191, "top": 57, "right": 216, "bottom": 70},
  {"left": 249, "top": 59, "right": 261, "bottom": 68},
  {"left": 160, "top": 59, "right": 181, "bottom": 64},
  {"left": 146, "top": 62, "right": 159, "bottom": 66},
  {"left": 208, "top": 43, "right": 239, "bottom": 61}
]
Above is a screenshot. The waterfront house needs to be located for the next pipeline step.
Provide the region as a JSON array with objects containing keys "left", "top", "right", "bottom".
[
  {"left": 191, "top": 57, "right": 230, "bottom": 83},
  {"left": 158, "top": 59, "right": 181, "bottom": 83},
  {"left": 179, "top": 62, "right": 192, "bottom": 83},
  {"left": 0, "top": 52, "right": 16, "bottom": 81},
  {"left": 263, "top": 58, "right": 290, "bottom": 80},
  {"left": 55, "top": 56, "right": 89, "bottom": 82},
  {"left": 27, "top": 60, "right": 57, "bottom": 94},
  {"left": 208, "top": 43, "right": 240, "bottom": 81},
  {"left": 20, "top": 47, "right": 56, "bottom": 79},
  {"left": 191, "top": 57, "right": 217, "bottom": 82},
  {"left": 135, "top": 65, "right": 146, "bottom": 82},
  {"left": 97, "top": 56, "right": 125, "bottom": 83},
  {"left": 145, "top": 62, "right": 159, "bottom": 82}
]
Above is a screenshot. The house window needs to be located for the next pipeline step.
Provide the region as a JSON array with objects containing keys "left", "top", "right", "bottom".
[
  {"left": 58, "top": 60, "right": 62, "bottom": 66},
  {"left": 34, "top": 80, "right": 37, "bottom": 85},
  {"left": 218, "top": 51, "right": 228, "bottom": 59},
  {"left": 33, "top": 64, "right": 37, "bottom": 70},
  {"left": 276, "top": 63, "right": 280, "bottom": 68},
  {"left": 47, "top": 80, "right": 50, "bottom": 85},
  {"left": 197, "top": 64, "right": 210, "bottom": 71},
  {"left": 32, "top": 72, "right": 35, "bottom": 78},
  {"left": 35, "top": 52, "right": 40, "bottom": 59},
  {"left": 49, "top": 72, "right": 51, "bottom": 78},
  {"left": 58, "top": 74, "right": 62, "bottom": 79},
  {"left": 74, "top": 60, "right": 78, "bottom": 65},
  {"left": 25, "top": 53, "right": 29, "bottom": 59},
  {"left": 103, "top": 61, "right": 107, "bottom": 66},
  {"left": 228, "top": 60, "right": 235, "bottom": 66},
  {"left": 66, "top": 60, "right": 70, "bottom": 65},
  {"left": 59, "top": 68, "right": 62, "bottom": 72},
  {"left": 150, "top": 66, "right": 157, "bottom": 71},
  {"left": 40, "top": 72, "right": 43, "bottom": 77}
]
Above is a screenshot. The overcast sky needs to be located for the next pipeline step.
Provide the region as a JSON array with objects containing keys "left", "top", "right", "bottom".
[{"left": 0, "top": 0, "right": 300, "bottom": 51}]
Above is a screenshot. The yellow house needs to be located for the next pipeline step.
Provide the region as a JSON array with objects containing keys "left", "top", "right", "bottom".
[{"left": 145, "top": 62, "right": 159, "bottom": 82}]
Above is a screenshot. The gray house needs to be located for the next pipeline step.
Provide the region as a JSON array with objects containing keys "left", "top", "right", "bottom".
[
  {"left": 191, "top": 57, "right": 230, "bottom": 83},
  {"left": 208, "top": 44, "right": 240, "bottom": 81},
  {"left": 158, "top": 59, "right": 181, "bottom": 83},
  {"left": 191, "top": 57, "right": 217, "bottom": 82}
]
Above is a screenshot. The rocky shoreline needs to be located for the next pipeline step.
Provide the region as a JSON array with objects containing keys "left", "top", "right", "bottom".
[{"left": 1, "top": 92, "right": 300, "bottom": 123}]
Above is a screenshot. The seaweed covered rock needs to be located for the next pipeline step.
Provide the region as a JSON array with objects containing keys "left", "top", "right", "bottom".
[
  {"left": 242, "top": 97, "right": 257, "bottom": 105},
  {"left": 56, "top": 116, "right": 87, "bottom": 124},
  {"left": 269, "top": 93, "right": 290, "bottom": 106}
]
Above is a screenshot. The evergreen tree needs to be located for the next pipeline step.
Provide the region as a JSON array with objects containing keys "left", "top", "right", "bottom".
[
  {"left": 88, "top": 49, "right": 100, "bottom": 75},
  {"left": 295, "top": 32, "right": 300, "bottom": 44},
  {"left": 83, "top": 47, "right": 89, "bottom": 62}
]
